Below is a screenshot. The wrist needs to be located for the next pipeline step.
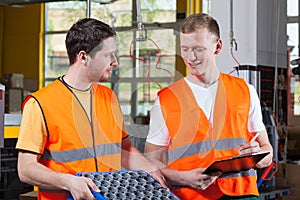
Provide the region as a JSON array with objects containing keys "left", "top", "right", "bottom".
[
  {"left": 164, "top": 169, "right": 187, "bottom": 186},
  {"left": 177, "top": 171, "right": 189, "bottom": 186},
  {"left": 144, "top": 165, "right": 160, "bottom": 174},
  {"left": 60, "top": 173, "right": 74, "bottom": 191}
]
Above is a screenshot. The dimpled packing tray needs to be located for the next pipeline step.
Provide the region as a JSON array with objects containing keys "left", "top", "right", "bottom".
[{"left": 67, "top": 170, "right": 180, "bottom": 200}]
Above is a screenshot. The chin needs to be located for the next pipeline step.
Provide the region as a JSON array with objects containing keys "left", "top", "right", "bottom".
[
  {"left": 189, "top": 68, "right": 202, "bottom": 75},
  {"left": 98, "top": 78, "right": 107, "bottom": 82},
  {"left": 99, "top": 76, "right": 109, "bottom": 82}
]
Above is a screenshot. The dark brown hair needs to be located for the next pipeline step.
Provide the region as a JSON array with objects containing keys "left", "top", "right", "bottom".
[{"left": 65, "top": 18, "right": 116, "bottom": 65}]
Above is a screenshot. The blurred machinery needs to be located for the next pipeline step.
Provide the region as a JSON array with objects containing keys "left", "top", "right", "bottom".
[
  {"left": 290, "top": 58, "right": 300, "bottom": 75},
  {"left": 0, "top": 74, "right": 24, "bottom": 114},
  {"left": 237, "top": 66, "right": 290, "bottom": 199},
  {"left": 0, "top": 82, "right": 32, "bottom": 200}
]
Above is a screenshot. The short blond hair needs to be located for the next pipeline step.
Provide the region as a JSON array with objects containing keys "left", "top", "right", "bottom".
[{"left": 180, "top": 13, "right": 220, "bottom": 40}]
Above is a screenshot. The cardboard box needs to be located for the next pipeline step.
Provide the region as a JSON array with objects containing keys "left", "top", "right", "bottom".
[
  {"left": 285, "top": 164, "right": 300, "bottom": 186},
  {"left": 280, "top": 163, "right": 300, "bottom": 199},
  {"left": 274, "top": 163, "right": 300, "bottom": 198},
  {"left": 19, "top": 191, "right": 37, "bottom": 200},
  {"left": 287, "top": 140, "right": 297, "bottom": 150}
]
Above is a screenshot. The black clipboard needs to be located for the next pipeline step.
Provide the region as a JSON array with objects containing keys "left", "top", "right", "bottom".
[{"left": 203, "top": 152, "right": 270, "bottom": 175}]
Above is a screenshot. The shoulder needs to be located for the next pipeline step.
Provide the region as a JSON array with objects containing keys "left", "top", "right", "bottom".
[
  {"left": 221, "top": 73, "right": 246, "bottom": 83},
  {"left": 245, "top": 82, "right": 257, "bottom": 93},
  {"left": 221, "top": 73, "right": 249, "bottom": 91},
  {"left": 22, "top": 97, "right": 43, "bottom": 120},
  {"left": 32, "top": 80, "right": 62, "bottom": 97},
  {"left": 23, "top": 96, "right": 40, "bottom": 109},
  {"left": 158, "top": 78, "right": 185, "bottom": 96}
]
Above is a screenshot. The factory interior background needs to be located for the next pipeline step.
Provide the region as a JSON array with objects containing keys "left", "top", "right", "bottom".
[{"left": 0, "top": 0, "right": 300, "bottom": 199}]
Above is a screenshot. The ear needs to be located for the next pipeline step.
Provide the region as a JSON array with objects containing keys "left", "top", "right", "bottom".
[
  {"left": 214, "top": 39, "right": 222, "bottom": 55},
  {"left": 78, "top": 51, "right": 88, "bottom": 64}
]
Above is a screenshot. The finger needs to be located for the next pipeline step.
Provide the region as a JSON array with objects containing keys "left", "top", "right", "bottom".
[
  {"left": 201, "top": 178, "right": 214, "bottom": 190},
  {"left": 237, "top": 143, "right": 247, "bottom": 149},
  {"left": 156, "top": 175, "right": 169, "bottom": 188},
  {"left": 250, "top": 142, "right": 261, "bottom": 153},
  {"left": 84, "top": 189, "right": 96, "bottom": 200},
  {"left": 197, "top": 181, "right": 206, "bottom": 190},
  {"left": 209, "top": 171, "right": 222, "bottom": 177},
  {"left": 203, "top": 177, "right": 211, "bottom": 185},
  {"left": 85, "top": 179, "right": 100, "bottom": 193}
]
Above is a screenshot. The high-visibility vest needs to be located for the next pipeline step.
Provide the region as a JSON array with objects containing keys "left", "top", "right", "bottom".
[
  {"left": 158, "top": 73, "right": 258, "bottom": 200},
  {"left": 30, "top": 80, "right": 124, "bottom": 200}
]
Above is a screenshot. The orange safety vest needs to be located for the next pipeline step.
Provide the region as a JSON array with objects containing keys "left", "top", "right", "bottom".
[
  {"left": 158, "top": 73, "right": 258, "bottom": 200},
  {"left": 29, "top": 79, "right": 124, "bottom": 200}
]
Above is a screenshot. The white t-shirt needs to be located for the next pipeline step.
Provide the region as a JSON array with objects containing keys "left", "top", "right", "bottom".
[{"left": 146, "top": 78, "right": 266, "bottom": 146}]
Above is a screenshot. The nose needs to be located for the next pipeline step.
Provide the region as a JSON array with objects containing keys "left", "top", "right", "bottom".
[
  {"left": 111, "top": 53, "right": 118, "bottom": 66},
  {"left": 186, "top": 49, "right": 197, "bottom": 61}
]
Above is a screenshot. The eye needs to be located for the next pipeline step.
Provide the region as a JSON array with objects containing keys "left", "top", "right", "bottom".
[
  {"left": 181, "top": 47, "right": 188, "bottom": 52},
  {"left": 194, "top": 47, "right": 205, "bottom": 53},
  {"left": 104, "top": 52, "right": 113, "bottom": 58}
]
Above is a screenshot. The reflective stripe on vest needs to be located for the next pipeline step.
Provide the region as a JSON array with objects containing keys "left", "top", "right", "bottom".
[
  {"left": 220, "top": 168, "right": 257, "bottom": 178},
  {"left": 168, "top": 138, "right": 245, "bottom": 162},
  {"left": 41, "top": 143, "right": 121, "bottom": 162}
]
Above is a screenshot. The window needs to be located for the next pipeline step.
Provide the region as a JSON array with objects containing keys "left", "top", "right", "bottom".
[
  {"left": 44, "top": 1, "right": 86, "bottom": 84},
  {"left": 44, "top": 0, "right": 178, "bottom": 122}
]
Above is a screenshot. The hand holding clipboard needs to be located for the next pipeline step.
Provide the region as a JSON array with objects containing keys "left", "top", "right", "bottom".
[
  {"left": 203, "top": 152, "right": 270, "bottom": 175},
  {"left": 203, "top": 132, "right": 269, "bottom": 175}
]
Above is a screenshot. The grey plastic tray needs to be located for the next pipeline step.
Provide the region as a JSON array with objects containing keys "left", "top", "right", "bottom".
[{"left": 76, "top": 170, "right": 180, "bottom": 200}]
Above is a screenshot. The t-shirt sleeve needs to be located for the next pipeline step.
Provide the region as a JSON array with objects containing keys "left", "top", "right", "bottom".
[
  {"left": 146, "top": 97, "right": 170, "bottom": 146},
  {"left": 16, "top": 97, "right": 47, "bottom": 154},
  {"left": 247, "top": 84, "right": 266, "bottom": 132}
]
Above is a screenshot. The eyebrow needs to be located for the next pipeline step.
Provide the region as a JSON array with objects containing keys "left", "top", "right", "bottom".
[
  {"left": 101, "top": 50, "right": 116, "bottom": 55},
  {"left": 180, "top": 45, "right": 205, "bottom": 49}
]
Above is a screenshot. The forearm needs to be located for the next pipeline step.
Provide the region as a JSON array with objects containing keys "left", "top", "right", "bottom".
[
  {"left": 257, "top": 130, "right": 274, "bottom": 168},
  {"left": 146, "top": 152, "right": 206, "bottom": 187},
  {"left": 121, "top": 144, "right": 159, "bottom": 172},
  {"left": 18, "top": 151, "right": 100, "bottom": 200},
  {"left": 144, "top": 142, "right": 219, "bottom": 190},
  {"left": 144, "top": 146, "right": 186, "bottom": 186},
  {"left": 241, "top": 130, "right": 274, "bottom": 168},
  {"left": 161, "top": 167, "right": 191, "bottom": 186},
  {"left": 18, "top": 159, "right": 71, "bottom": 190},
  {"left": 256, "top": 143, "right": 273, "bottom": 168}
]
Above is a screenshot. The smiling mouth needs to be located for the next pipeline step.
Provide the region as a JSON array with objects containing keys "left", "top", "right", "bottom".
[{"left": 188, "top": 62, "right": 202, "bottom": 68}]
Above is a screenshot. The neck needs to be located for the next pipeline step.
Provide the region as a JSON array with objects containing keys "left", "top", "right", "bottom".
[
  {"left": 187, "top": 71, "right": 220, "bottom": 88},
  {"left": 63, "top": 65, "right": 92, "bottom": 91}
]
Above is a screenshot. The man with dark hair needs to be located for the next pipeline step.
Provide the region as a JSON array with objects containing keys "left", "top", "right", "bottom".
[
  {"left": 16, "top": 18, "right": 166, "bottom": 200},
  {"left": 145, "top": 13, "right": 273, "bottom": 200}
]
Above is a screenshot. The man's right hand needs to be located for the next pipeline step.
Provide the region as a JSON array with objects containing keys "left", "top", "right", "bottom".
[{"left": 65, "top": 174, "right": 100, "bottom": 200}]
